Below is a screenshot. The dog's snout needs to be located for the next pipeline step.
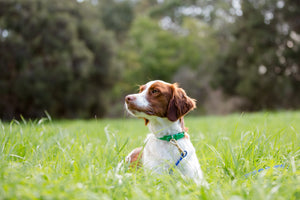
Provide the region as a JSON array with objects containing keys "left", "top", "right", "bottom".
[{"left": 125, "top": 95, "right": 136, "bottom": 103}]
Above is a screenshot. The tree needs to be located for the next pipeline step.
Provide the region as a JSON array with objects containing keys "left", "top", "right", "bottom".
[
  {"left": 100, "top": 0, "right": 134, "bottom": 41},
  {"left": 0, "top": 0, "right": 119, "bottom": 119},
  {"left": 121, "top": 16, "right": 183, "bottom": 85},
  {"left": 214, "top": 0, "right": 300, "bottom": 110}
]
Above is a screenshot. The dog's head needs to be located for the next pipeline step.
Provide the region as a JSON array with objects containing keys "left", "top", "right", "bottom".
[{"left": 125, "top": 80, "right": 196, "bottom": 124}]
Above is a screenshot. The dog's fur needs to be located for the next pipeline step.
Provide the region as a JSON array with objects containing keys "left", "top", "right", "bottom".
[{"left": 125, "top": 80, "right": 205, "bottom": 185}]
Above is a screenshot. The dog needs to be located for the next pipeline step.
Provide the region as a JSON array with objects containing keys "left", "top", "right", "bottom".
[{"left": 124, "top": 80, "right": 206, "bottom": 185}]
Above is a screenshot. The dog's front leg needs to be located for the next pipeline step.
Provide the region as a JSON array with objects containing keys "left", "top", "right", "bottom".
[{"left": 126, "top": 147, "right": 143, "bottom": 169}]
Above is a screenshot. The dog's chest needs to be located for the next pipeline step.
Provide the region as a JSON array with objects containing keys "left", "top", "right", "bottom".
[{"left": 142, "top": 134, "right": 195, "bottom": 171}]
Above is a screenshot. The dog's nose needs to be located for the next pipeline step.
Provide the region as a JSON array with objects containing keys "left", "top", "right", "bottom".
[{"left": 125, "top": 95, "right": 136, "bottom": 103}]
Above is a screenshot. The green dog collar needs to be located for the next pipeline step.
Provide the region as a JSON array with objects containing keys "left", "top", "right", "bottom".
[{"left": 158, "top": 132, "right": 185, "bottom": 141}]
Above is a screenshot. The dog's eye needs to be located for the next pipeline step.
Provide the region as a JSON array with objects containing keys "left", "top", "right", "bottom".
[{"left": 151, "top": 89, "right": 159, "bottom": 94}]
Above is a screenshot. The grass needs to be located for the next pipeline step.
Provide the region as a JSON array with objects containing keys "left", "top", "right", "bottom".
[{"left": 0, "top": 111, "right": 299, "bottom": 199}]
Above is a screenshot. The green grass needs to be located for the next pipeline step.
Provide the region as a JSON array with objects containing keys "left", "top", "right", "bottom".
[{"left": 0, "top": 111, "right": 299, "bottom": 199}]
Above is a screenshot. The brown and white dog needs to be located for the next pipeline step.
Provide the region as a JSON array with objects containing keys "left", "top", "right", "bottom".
[{"left": 124, "top": 80, "right": 206, "bottom": 185}]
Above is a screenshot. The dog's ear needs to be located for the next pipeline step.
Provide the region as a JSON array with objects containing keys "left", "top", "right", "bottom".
[
  {"left": 166, "top": 84, "right": 196, "bottom": 122},
  {"left": 144, "top": 118, "right": 149, "bottom": 126}
]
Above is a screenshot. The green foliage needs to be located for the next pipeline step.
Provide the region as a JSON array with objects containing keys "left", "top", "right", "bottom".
[
  {"left": 0, "top": 112, "right": 299, "bottom": 199},
  {"left": 120, "top": 16, "right": 219, "bottom": 92},
  {"left": 181, "top": 18, "right": 219, "bottom": 70},
  {"left": 214, "top": 0, "right": 300, "bottom": 110},
  {"left": 0, "top": 0, "right": 119, "bottom": 119},
  {"left": 122, "top": 16, "right": 182, "bottom": 83},
  {"left": 100, "top": 0, "right": 134, "bottom": 41}
]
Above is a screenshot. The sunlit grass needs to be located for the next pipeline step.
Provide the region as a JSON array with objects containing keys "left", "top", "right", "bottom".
[{"left": 0, "top": 111, "right": 299, "bottom": 199}]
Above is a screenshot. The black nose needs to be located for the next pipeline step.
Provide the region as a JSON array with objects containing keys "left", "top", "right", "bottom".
[{"left": 125, "top": 95, "right": 136, "bottom": 103}]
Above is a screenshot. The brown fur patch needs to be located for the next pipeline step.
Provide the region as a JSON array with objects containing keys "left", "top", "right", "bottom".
[
  {"left": 127, "top": 147, "right": 143, "bottom": 169},
  {"left": 145, "top": 82, "right": 173, "bottom": 118},
  {"left": 166, "top": 84, "right": 196, "bottom": 121}
]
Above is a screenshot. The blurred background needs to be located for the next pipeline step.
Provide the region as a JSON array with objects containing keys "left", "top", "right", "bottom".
[{"left": 0, "top": 0, "right": 299, "bottom": 120}]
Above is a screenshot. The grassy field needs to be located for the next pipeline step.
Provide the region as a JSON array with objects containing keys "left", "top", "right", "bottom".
[{"left": 0, "top": 111, "right": 299, "bottom": 199}]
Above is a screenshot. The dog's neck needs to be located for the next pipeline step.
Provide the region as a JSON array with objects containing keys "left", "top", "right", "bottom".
[{"left": 147, "top": 117, "right": 185, "bottom": 138}]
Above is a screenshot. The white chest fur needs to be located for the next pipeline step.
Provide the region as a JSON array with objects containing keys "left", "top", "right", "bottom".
[{"left": 142, "top": 133, "right": 205, "bottom": 185}]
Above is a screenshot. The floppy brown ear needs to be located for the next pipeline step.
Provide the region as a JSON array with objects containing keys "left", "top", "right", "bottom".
[{"left": 166, "top": 84, "right": 196, "bottom": 122}]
